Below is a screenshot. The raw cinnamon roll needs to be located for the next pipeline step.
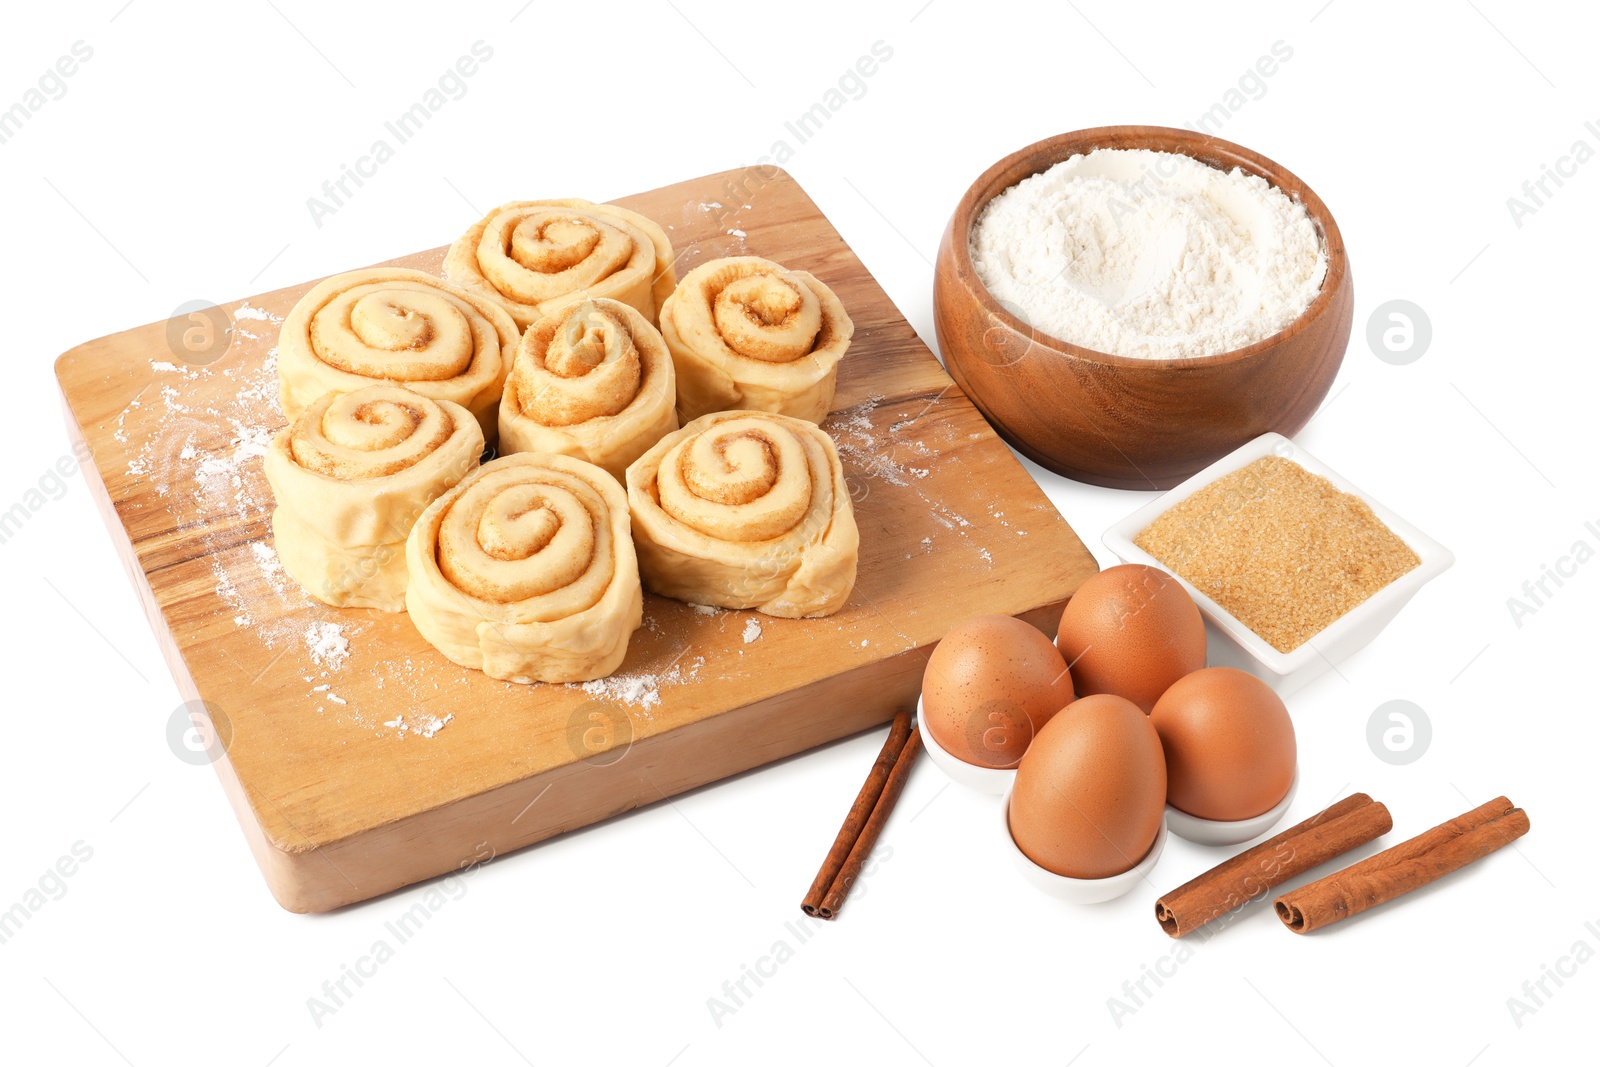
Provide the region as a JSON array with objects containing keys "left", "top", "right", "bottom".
[
  {"left": 444, "top": 199, "right": 676, "bottom": 330},
  {"left": 405, "top": 453, "right": 642, "bottom": 683},
  {"left": 660, "top": 256, "right": 854, "bottom": 424},
  {"left": 498, "top": 297, "right": 677, "bottom": 481},
  {"left": 626, "top": 411, "right": 859, "bottom": 618},
  {"left": 264, "top": 385, "right": 484, "bottom": 611},
  {"left": 277, "top": 268, "right": 518, "bottom": 440}
]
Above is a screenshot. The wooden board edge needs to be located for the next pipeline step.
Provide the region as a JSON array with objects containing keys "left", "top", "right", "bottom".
[
  {"left": 260, "top": 598, "right": 1069, "bottom": 913},
  {"left": 59, "top": 352, "right": 1097, "bottom": 913}
]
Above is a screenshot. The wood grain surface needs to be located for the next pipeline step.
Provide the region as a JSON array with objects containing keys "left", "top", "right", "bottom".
[{"left": 55, "top": 167, "right": 1098, "bottom": 912}]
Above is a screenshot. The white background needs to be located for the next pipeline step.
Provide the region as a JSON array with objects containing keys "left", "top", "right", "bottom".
[{"left": 3, "top": 1, "right": 1596, "bottom": 1064}]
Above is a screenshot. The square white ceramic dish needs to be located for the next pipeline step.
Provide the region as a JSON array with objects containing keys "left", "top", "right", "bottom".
[{"left": 1102, "top": 433, "right": 1454, "bottom": 697}]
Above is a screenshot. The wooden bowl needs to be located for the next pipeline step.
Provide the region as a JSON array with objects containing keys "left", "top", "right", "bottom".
[{"left": 933, "top": 126, "right": 1352, "bottom": 490}]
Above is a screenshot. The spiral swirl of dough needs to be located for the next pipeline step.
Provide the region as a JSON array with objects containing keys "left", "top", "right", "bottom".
[
  {"left": 626, "top": 411, "right": 859, "bottom": 618},
  {"left": 405, "top": 453, "right": 642, "bottom": 683},
  {"left": 277, "top": 268, "right": 518, "bottom": 440},
  {"left": 660, "top": 256, "right": 854, "bottom": 425},
  {"left": 291, "top": 387, "right": 457, "bottom": 478},
  {"left": 444, "top": 199, "right": 677, "bottom": 330},
  {"left": 264, "top": 385, "right": 484, "bottom": 612},
  {"left": 498, "top": 298, "right": 677, "bottom": 481}
]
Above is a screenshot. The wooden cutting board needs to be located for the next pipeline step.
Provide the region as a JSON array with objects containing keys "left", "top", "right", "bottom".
[{"left": 55, "top": 168, "right": 1098, "bottom": 912}]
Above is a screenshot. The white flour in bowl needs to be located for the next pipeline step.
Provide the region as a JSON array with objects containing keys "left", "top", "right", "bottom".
[{"left": 970, "top": 148, "right": 1327, "bottom": 360}]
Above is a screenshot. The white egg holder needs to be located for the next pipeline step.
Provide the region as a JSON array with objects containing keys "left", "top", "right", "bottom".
[
  {"left": 1165, "top": 767, "right": 1299, "bottom": 846},
  {"left": 918, "top": 697, "right": 1303, "bottom": 901},
  {"left": 917, "top": 695, "right": 1018, "bottom": 794},
  {"left": 1102, "top": 432, "right": 1455, "bottom": 697},
  {"left": 1000, "top": 784, "right": 1168, "bottom": 904}
]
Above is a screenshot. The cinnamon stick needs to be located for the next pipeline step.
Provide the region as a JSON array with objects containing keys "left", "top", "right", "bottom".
[
  {"left": 800, "top": 711, "right": 912, "bottom": 917},
  {"left": 1155, "top": 793, "right": 1392, "bottom": 938},
  {"left": 1275, "top": 796, "right": 1530, "bottom": 934},
  {"left": 817, "top": 727, "right": 923, "bottom": 920}
]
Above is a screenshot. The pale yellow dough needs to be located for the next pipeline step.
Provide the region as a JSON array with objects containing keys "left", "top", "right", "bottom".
[
  {"left": 406, "top": 453, "right": 642, "bottom": 683},
  {"left": 263, "top": 385, "right": 484, "bottom": 611},
  {"left": 277, "top": 268, "right": 518, "bottom": 442},
  {"left": 498, "top": 298, "right": 677, "bottom": 481},
  {"left": 660, "top": 256, "right": 854, "bottom": 425},
  {"left": 626, "top": 410, "right": 859, "bottom": 618},
  {"left": 444, "top": 199, "right": 677, "bottom": 330}
]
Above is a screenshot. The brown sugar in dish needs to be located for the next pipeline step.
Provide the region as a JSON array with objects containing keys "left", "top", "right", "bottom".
[{"left": 1134, "top": 456, "right": 1421, "bottom": 653}]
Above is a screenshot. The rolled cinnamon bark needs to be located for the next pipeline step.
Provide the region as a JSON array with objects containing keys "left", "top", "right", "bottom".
[
  {"left": 800, "top": 711, "right": 912, "bottom": 917},
  {"left": 1274, "top": 796, "right": 1529, "bottom": 934},
  {"left": 1155, "top": 793, "right": 1392, "bottom": 938},
  {"left": 818, "top": 727, "right": 922, "bottom": 920}
]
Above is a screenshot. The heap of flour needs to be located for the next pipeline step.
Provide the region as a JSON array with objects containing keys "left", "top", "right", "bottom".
[{"left": 970, "top": 148, "right": 1327, "bottom": 360}]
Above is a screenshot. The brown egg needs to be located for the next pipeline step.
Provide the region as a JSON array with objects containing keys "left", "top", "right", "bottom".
[
  {"left": 921, "top": 614, "right": 1075, "bottom": 769},
  {"left": 1056, "top": 564, "right": 1206, "bottom": 713},
  {"left": 1150, "top": 667, "right": 1297, "bottom": 821},
  {"left": 1009, "top": 694, "right": 1167, "bottom": 879}
]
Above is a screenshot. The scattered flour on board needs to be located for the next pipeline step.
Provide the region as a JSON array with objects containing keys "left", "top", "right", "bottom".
[
  {"left": 232, "top": 303, "right": 276, "bottom": 322},
  {"left": 125, "top": 345, "right": 318, "bottom": 647},
  {"left": 121, "top": 319, "right": 480, "bottom": 742},
  {"left": 579, "top": 672, "right": 662, "bottom": 711},
  {"left": 573, "top": 656, "right": 706, "bottom": 714},
  {"left": 823, "top": 395, "right": 999, "bottom": 568},
  {"left": 251, "top": 541, "right": 286, "bottom": 593},
  {"left": 826, "top": 396, "right": 911, "bottom": 488},
  {"left": 742, "top": 618, "right": 763, "bottom": 644},
  {"left": 305, "top": 622, "right": 349, "bottom": 670},
  {"left": 383, "top": 713, "right": 454, "bottom": 739}
]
